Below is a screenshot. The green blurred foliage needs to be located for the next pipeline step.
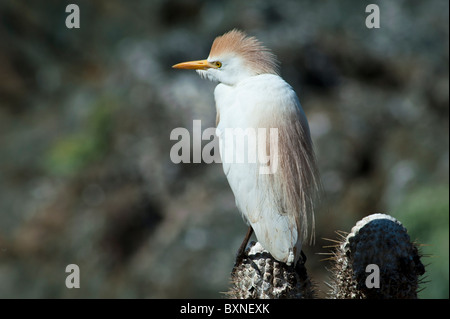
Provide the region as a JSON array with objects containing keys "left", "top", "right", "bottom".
[
  {"left": 393, "top": 185, "right": 449, "bottom": 298},
  {"left": 44, "top": 99, "right": 115, "bottom": 176}
]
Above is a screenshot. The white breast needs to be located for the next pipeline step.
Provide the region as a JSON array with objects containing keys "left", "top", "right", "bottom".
[{"left": 214, "top": 74, "right": 308, "bottom": 265}]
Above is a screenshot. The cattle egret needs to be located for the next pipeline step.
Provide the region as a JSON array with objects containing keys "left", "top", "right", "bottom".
[{"left": 173, "top": 29, "right": 319, "bottom": 266}]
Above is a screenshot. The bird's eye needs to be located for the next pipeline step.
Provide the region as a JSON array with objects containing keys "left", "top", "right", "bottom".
[{"left": 214, "top": 61, "right": 222, "bottom": 68}]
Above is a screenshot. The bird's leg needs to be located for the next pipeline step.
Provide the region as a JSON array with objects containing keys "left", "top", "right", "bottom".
[{"left": 233, "top": 226, "right": 253, "bottom": 270}]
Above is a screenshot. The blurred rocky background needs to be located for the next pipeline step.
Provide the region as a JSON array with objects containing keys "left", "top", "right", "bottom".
[{"left": 0, "top": 0, "right": 448, "bottom": 298}]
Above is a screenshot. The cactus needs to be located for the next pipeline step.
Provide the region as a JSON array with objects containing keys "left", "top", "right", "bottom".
[
  {"left": 327, "top": 213, "right": 425, "bottom": 299},
  {"left": 227, "top": 242, "right": 315, "bottom": 299},
  {"left": 227, "top": 213, "right": 425, "bottom": 299}
]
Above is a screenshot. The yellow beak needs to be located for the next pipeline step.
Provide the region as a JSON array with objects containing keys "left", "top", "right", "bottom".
[{"left": 172, "top": 59, "right": 215, "bottom": 70}]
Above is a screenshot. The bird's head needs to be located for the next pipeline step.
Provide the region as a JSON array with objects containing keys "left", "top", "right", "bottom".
[{"left": 173, "top": 29, "right": 279, "bottom": 86}]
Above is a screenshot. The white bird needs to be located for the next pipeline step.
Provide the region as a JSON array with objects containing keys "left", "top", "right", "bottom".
[{"left": 173, "top": 29, "right": 319, "bottom": 266}]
